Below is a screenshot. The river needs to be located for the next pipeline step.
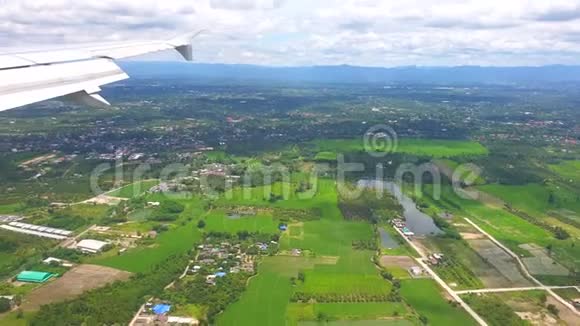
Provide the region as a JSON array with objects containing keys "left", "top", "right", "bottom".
[{"left": 358, "top": 179, "right": 442, "bottom": 236}]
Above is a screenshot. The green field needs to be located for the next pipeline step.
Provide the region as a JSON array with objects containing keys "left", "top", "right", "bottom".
[
  {"left": 478, "top": 183, "right": 580, "bottom": 219},
  {"left": 287, "top": 302, "right": 409, "bottom": 323},
  {"left": 299, "top": 321, "right": 413, "bottom": 326},
  {"left": 400, "top": 279, "right": 477, "bottom": 326},
  {"left": 314, "top": 151, "right": 338, "bottom": 161},
  {"left": 217, "top": 257, "right": 304, "bottom": 326},
  {"left": 424, "top": 184, "right": 580, "bottom": 272},
  {"left": 218, "top": 179, "right": 397, "bottom": 325},
  {"left": 549, "top": 160, "right": 580, "bottom": 182},
  {"left": 107, "top": 179, "right": 159, "bottom": 198},
  {"left": 89, "top": 198, "right": 204, "bottom": 273},
  {"left": 311, "top": 138, "right": 488, "bottom": 158},
  {"left": 204, "top": 210, "right": 279, "bottom": 234}
]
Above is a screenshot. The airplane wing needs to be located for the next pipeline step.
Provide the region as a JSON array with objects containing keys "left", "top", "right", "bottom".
[{"left": 0, "top": 31, "right": 203, "bottom": 112}]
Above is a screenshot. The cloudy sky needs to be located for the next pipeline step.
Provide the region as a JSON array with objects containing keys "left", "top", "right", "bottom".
[{"left": 2, "top": 0, "right": 580, "bottom": 66}]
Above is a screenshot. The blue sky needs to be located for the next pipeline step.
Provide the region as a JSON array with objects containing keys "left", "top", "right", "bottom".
[{"left": 2, "top": 0, "right": 580, "bottom": 66}]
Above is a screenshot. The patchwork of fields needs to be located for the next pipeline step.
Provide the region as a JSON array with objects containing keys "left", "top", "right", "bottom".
[{"left": 311, "top": 138, "right": 489, "bottom": 158}]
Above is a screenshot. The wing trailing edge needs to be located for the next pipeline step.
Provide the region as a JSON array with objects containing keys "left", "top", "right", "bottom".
[{"left": 0, "top": 30, "right": 204, "bottom": 111}]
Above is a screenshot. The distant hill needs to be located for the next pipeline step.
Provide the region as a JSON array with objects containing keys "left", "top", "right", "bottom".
[{"left": 119, "top": 61, "right": 580, "bottom": 85}]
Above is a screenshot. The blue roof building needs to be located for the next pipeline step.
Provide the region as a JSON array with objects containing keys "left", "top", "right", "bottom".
[{"left": 152, "top": 304, "right": 171, "bottom": 315}]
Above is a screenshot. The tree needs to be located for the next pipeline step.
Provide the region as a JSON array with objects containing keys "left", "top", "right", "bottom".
[
  {"left": 316, "top": 312, "right": 329, "bottom": 322},
  {"left": 0, "top": 298, "right": 11, "bottom": 313},
  {"left": 381, "top": 271, "right": 393, "bottom": 280},
  {"left": 419, "top": 315, "right": 428, "bottom": 325},
  {"left": 547, "top": 304, "right": 559, "bottom": 317},
  {"left": 546, "top": 244, "right": 553, "bottom": 257},
  {"left": 297, "top": 271, "right": 305, "bottom": 283},
  {"left": 197, "top": 220, "right": 206, "bottom": 229},
  {"left": 548, "top": 192, "right": 555, "bottom": 205},
  {"left": 554, "top": 227, "right": 570, "bottom": 240},
  {"left": 161, "top": 200, "right": 185, "bottom": 214}
]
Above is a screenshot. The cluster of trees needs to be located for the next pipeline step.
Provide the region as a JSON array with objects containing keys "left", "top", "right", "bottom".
[
  {"left": 0, "top": 297, "right": 11, "bottom": 313},
  {"left": 0, "top": 238, "right": 17, "bottom": 252},
  {"left": 339, "top": 189, "right": 403, "bottom": 223},
  {"left": 435, "top": 255, "right": 482, "bottom": 289},
  {"left": 31, "top": 254, "right": 188, "bottom": 325},
  {"left": 163, "top": 273, "right": 249, "bottom": 324},
  {"left": 352, "top": 240, "right": 378, "bottom": 251},
  {"left": 148, "top": 200, "right": 185, "bottom": 222},
  {"left": 291, "top": 292, "right": 396, "bottom": 303},
  {"left": 47, "top": 248, "right": 83, "bottom": 263},
  {"left": 432, "top": 216, "right": 461, "bottom": 240}
]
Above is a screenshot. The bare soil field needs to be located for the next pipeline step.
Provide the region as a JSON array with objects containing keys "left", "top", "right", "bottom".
[
  {"left": 468, "top": 239, "right": 533, "bottom": 287},
  {"left": 21, "top": 264, "right": 132, "bottom": 310},
  {"left": 379, "top": 255, "right": 416, "bottom": 269},
  {"left": 546, "top": 295, "right": 580, "bottom": 325},
  {"left": 460, "top": 232, "right": 486, "bottom": 240},
  {"left": 520, "top": 244, "right": 570, "bottom": 276},
  {"left": 81, "top": 195, "right": 127, "bottom": 205}
]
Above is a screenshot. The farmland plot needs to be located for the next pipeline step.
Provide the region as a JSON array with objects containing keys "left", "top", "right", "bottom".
[{"left": 468, "top": 239, "right": 532, "bottom": 287}]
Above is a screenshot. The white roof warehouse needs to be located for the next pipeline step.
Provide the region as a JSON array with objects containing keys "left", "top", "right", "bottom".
[{"left": 76, "top": 239, "right": 109, "bottom": 253}]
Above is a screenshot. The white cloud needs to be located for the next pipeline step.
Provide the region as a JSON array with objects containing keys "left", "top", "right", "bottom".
[{"left": 2, "top": 0, "right": 580, "bottom": 66}]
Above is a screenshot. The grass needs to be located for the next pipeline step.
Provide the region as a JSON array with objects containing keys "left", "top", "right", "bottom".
[
  {"left": 298, "top": 321, "right": 413, "bottom": 326},
  {"left": 478, "top": 183, "right": 580, "bottom": 218},
  {"left": 107, "top": 179, "right": 159, "bottom": 198},
  {"left": 0, "top": 230, "right": 55, "bottom": 280},
  {"left": 462, "top": 293, "right": 527, "bottom": 326},
  {"left": 314, "top": 151, "right": 338, "bottom": 161},
  {"left": 311, "top": 138, "right": 488, "bottom": 158},
  {"left": 400, "top": 279, "right": 477, "bottom": 326},
  {"left": 549, "top": 160, "right": 580, "bottom": 183},
  {"left": 0, "top": 203, "right": 22, "bottom": 214},
  {"left": 553, "top": 288, "right": 580, "bottom": 301},
  {"left": 0, "top": 311, "right": 36, "bottom": 326}
]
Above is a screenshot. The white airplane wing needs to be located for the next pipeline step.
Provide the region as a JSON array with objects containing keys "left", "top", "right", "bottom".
[{"left": 0, "top": 31, "right": 202, "bottom": 112}]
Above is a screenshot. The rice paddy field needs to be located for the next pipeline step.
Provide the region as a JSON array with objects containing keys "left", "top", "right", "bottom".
[
  {"left": 203, "top": 209, "right": 279, "bottom": 234},
  {"left": 310, "top": 138, "right": 488, "bottom": 158},
  {"left": 400, "top": 279, "right": 477, "bottom": 325},
  {"left": 217, "top": 178, "right": 401, "bottom": 325},
  {"left": 424, "top": 184, "right": 580, "bottom": 274},
  {"left": 478, "top": 183, "right": 580, "bottom": 220}
]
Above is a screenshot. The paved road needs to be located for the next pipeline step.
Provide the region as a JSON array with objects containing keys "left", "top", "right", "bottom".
[
  {"left": 59, "top": 224, "right": 96, "bottom": 248},
  {"left": 393, "top": 226, "right": 489, "bottom": 326},
  {"left": 464, "top": 218, "right": 580, "bottom": 317},
  {"left": 456, "top": 286, "right": 580, "bottom": 295}
]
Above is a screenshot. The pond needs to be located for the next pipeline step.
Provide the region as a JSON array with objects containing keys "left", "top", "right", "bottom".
[
  {"left": 358, "top": 179, "right": 442, "bottom": 236},
  {"left": 379, "top": 227, "right": 399, "bottom": 249}
]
